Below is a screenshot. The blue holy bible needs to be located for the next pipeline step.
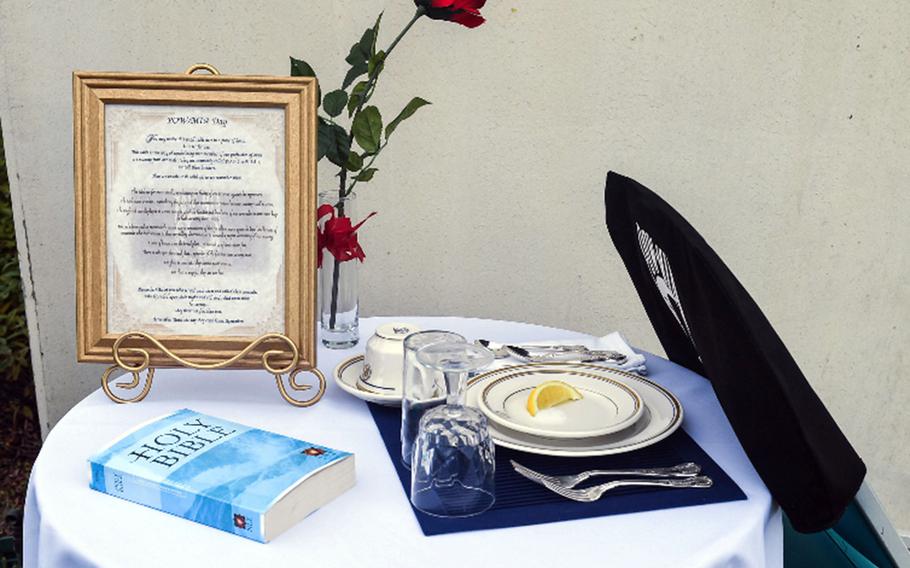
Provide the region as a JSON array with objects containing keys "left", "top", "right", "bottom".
[{"left": 88, "top": 408, "right": 355, "bottom": 542}]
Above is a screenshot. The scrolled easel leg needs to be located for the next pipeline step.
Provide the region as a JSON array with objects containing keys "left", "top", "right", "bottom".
[
  {"left": 101, "top": 365, "right": 155, "bottom": 404},
  {"left": 274, "top": 368, "right": 326, "bottom": 407},
  {"left": 102, "top": 331, "right": 319, "bottom": 406}
]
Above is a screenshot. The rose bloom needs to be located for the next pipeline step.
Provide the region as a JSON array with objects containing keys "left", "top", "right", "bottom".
[{"left": 414, "top": 0, "right": 487, "bottom": 28}]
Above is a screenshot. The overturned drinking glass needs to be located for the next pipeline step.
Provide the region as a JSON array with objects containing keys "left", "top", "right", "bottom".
[
  {"left": 410, "top": 342, "right": 495, "bottom": 518},
  {"left": 401, "top": 331, "right": 467, "bottom": 469}
]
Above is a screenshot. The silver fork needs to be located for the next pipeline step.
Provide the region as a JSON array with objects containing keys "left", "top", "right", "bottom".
[
  {"left": 510, "top": 460, "right": 701, "bottom": 488},
  {"left": 531, "top": 473, "right": 714, "bottom": 502}
]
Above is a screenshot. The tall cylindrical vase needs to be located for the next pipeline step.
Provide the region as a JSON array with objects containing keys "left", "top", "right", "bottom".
[{"left": 319, "top": 190, "right": 359, "bottom": 349}]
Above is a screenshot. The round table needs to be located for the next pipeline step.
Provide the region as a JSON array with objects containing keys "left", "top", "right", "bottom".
[{"left": 24, "top": 317, "right": 782, "bottom": 568}]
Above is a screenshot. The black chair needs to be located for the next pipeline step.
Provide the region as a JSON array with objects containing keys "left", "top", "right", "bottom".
[{"left": 604, "top": 171, "right": 909, "bottom": 567}]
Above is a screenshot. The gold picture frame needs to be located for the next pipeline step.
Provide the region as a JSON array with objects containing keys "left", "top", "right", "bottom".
[{"left": 74, "top": 68, "right": 318, "bottom": 378}]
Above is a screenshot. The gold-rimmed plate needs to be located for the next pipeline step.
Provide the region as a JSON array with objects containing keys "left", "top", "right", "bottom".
[
  {"left": 333, "top": 355, "right": 401, "bottom": 406},
  {"left": 477, "top": 368, "right": 644, "bottom": 439},
  {"left": 466, "top": 362, "right": 683, "bottom": 457}
]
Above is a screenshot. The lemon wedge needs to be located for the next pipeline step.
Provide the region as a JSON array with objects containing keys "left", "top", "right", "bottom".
[{"left": 526, "top": 380, "right": 583, "bottom": 416}]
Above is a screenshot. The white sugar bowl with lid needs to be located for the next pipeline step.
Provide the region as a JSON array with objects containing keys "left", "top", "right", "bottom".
[{"left": 358, "top": 322, "right": 421, "bottom": 395}]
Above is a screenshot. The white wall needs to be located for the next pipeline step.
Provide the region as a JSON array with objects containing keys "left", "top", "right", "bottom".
[{"left": 1, "top": 0, "right": 907, "bottom": 532}]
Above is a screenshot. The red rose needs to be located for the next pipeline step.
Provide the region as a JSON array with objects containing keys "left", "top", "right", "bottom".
[
  {"left": 415, "top": 0, "right": 486, "bottom": 28},
  {"left": 316, "top": 204, "right": 377, "bottom": 268}
]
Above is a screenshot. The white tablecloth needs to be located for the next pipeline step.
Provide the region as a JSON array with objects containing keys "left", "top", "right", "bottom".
[{"left": 24, "top": 317, "right": 782, "bottom": 568}]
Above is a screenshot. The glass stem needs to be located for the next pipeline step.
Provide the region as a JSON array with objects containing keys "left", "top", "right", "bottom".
[{"left": 444, "top": 371, "right": 466, "bottom": 406}]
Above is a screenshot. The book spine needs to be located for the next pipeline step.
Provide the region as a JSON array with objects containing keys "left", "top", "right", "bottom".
[{"left": 89, "top": 460, "right": 265, "bottom": 542}]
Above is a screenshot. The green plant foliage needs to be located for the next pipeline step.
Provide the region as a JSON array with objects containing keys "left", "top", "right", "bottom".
[
  {"left": 342, "top": 14, "right": 382, "bottom": 90},
  {"left": 352, "top": 106, "right": 383, "bottom": 154},
  {"left": 0, "top": 534, "right": 19, "bottom": 567},
  {"left": 347, "top": 81, "right": 370, "bottom": 117},
  {"left": 289, "top": 57, "right": 321, "bottom": 104},
  {"left": 386, "top": 97, "right": 431, "bottom": 139},
  {"left": 0, "top": 124, "right": 33, "bottom": 407},
  {"left": 317, "top": 117, "right": 351, "bottom": 169},
  {"left": 291, "top": 6, "right": 452, "bottom": 192},
  {"left": 354, "top": 168, "right": 378, "bottom": 182},
  {"left": 345, "top": 152, "right": 364, "bottom": 172},
  {"left": 322, "top": 90, "right": 348, "bottom": 118},
  {"left": 367, "top": 50, "right": 386, "bottom": 78}
]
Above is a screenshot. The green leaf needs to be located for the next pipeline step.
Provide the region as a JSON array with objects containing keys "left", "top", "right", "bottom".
[
  {"left": 355, "top": 168, "right": 378, "bottom": 182},
  {"left": 386, "top": 97, "right": 432, "bottom": 139},
  {"left": 345, "top": 12, "right": 383, "bottom": 70},
  {"left": 345, "top": 11, "right": 381, "bottom": 67},
  {"left": 358, "top": 27, "right": 375, "bottom": 60},
  {"left": 316, "top": 118, "right": 331, "bottom": 161},
  {"left": 326, "top": 135, "right": 351, "bottom": 169},
  {"left": 342, "top": 62, "right": 368, "bottom": 90},
  {"left": 345, "top": 43, "right": 367, "bottom": 67},
  {"left": 322, "top": 90, "right": 348, "bottom": 118},
  {"left": 317, "top": 117, "right": 350, "bottom": 168},
  {"left": 371, "top": 12, "right": 383, "bottom": 55},
  {"left": 347, "top": 81, "right": 370, "bottom": 116},
  {"left": 352, "top": 106, "right": 383, "bottom": 154},
  {"left": 290, "top": 56, "right": 321, "bottom": 104},
  {"left": 290, "top": 56, "right": 316, "bottom": 78},
  {"left": 346, "top": 151, "right": 364, "bottom": 171},
  {"left": 368, "top": 50, "right": 386, "bottom": 78}
]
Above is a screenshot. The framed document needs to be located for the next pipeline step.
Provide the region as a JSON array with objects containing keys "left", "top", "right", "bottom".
[{"left": 74, "top": 69, "right": 318, "bottom": 371}]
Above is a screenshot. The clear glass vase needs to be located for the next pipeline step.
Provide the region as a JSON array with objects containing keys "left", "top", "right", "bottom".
[{"left": 318, "top": 190, "right": 360, "bottom": 349}]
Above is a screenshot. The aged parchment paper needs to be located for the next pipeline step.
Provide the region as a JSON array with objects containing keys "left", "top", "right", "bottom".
[{"left": 105, "top": 104, "right": 285, "bottom": 336}]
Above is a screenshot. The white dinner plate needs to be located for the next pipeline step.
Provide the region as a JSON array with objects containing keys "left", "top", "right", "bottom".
[
  {"left": 466, "top": 362, "right": 683, "bottom": 457},
  {"left": 477, "top": 368, "right": 644, "bottom": 439},
  {"left": 333, "top": 355, "right": 401, "bottom": 406}
]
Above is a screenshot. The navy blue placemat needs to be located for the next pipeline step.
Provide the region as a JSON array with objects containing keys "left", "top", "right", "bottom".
[{"left": 367, "top": 403, "right": 747, "bottom": 536}]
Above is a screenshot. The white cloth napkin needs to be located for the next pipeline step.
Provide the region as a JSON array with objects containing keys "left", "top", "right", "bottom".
[{"left": 484, "top": 332, "right": 647, "bottom": 375}]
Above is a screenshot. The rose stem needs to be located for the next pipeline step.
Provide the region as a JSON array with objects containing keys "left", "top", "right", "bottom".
[
  {"left": 328, "top": 7, "right": 425, "bottom": 329},
  {"left": 328, "top": 167, "right": 347, "bottom": 329}
]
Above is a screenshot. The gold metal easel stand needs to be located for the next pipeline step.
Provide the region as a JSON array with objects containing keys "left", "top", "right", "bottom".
[{"left": 101, "top": 332, "right": 326, "bottom": 407}]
